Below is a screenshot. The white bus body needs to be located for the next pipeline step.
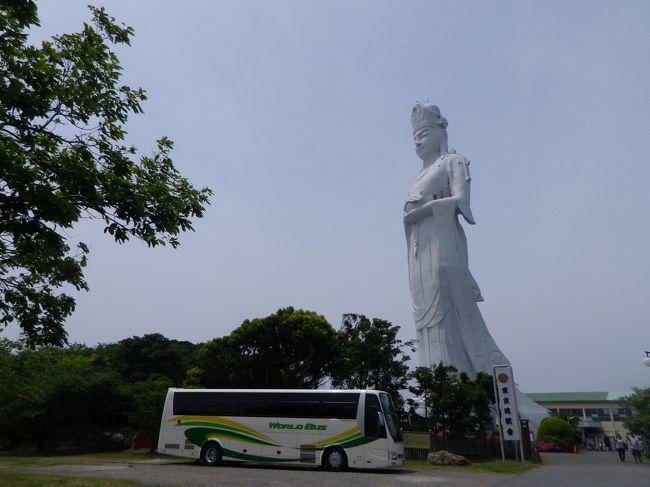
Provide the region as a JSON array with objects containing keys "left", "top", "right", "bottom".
[{"left": 157, "top": 389, "right": 404, "bottom": 469}]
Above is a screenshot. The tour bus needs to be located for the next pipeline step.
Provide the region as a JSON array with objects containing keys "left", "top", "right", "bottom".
[{"left": 157, "top": 388, "right": 404, "bottom": 470}]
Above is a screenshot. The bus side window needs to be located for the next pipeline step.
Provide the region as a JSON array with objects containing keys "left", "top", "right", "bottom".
[
  {"left": 173, "top": 392, "right": 204, "bottom": 415},
  {"left": 364, "top": 394, "right": 386, "bottom": 439}
]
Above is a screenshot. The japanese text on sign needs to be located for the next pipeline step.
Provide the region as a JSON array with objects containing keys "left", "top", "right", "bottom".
[{"left": 493, "top": 365, "right": 521, "bottom": 441}]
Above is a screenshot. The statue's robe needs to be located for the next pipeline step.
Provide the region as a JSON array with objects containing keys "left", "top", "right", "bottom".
[
  {"left": 405, "top": 152, "right": 509, "bottom": 376},
  {"left": 405, "top": 152, "right": 549, "bottom": 428}
]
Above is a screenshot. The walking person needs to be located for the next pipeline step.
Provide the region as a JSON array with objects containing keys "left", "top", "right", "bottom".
[
  {"left": 615, "top": 434, "right": 627, "bottom": 462},
  {"left": 629, "top": 434, "right": 643, "bottom": 463}
]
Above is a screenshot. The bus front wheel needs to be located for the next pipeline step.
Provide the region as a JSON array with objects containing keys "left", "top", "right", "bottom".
[
  {"left": 322, "top": 447, "right": 348, "bottom": 471},
  {"left": 200, "top": 442, "right": 222, "bottom": 466}
]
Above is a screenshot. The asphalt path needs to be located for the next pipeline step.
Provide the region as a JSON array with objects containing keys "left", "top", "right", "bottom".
[{"left": 494, "top": 451, "right": 650, "bottom": 487}]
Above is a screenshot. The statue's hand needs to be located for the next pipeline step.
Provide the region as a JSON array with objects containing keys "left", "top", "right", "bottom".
[
  {"left": 404, "top": 193, "right": 423, "bottom": 213},
  {"left": 404, "top": 201, "right": 417, "bottom": 213},
  {"left": 404, "top": 199, "right": 436, "bottom": 225},
  {"left": 404, "top": 207, "right": 423, "bottom": 225}
]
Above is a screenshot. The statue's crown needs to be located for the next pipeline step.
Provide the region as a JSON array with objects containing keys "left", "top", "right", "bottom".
[{"left": 411, "top": 102, "right": 448, "bottom": 133}]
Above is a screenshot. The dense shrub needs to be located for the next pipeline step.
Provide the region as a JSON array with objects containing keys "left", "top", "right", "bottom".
[{"left": 536, "top": 417, "right": 579, "bottom": 452}]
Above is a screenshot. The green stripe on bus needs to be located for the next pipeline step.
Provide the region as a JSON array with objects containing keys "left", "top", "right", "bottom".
[
  {"left": 185, "top": 427, "right": 279, "bottom": 447},
  {"left": 312, "top": 431, "right": 364, "bottom": 448},
  {"left": 179, "top": 420, "right": 276, "bottom": 444},
  {"left": 338, "top": 435, "right": 377, "bottom": 449},
  {"left": 222, "top": 448, "right": 299, "bottom": 463},
  {"left": 310, "top": 435, "right": 376, "bottom": 450}
]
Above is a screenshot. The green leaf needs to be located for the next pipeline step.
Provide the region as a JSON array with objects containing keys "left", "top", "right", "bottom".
[{"left": 0, "top": 3, "right": 212, "bottom": 346}]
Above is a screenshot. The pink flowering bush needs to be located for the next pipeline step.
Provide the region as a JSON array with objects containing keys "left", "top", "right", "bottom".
[
  {"left": 536, "top": 417, "right": 579, "bottom": 452},
  {"left": 537, "top": 441, "right": 560, "bottom": 452}
]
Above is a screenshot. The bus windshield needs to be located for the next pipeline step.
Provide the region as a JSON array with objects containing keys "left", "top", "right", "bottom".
[{"left": 378, "top": 393, "right": 403, "bottom": 442}]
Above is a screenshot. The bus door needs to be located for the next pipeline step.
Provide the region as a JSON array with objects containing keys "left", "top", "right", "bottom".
[{"left": 363, "top": 393, "right": 388, "bottom": 466}]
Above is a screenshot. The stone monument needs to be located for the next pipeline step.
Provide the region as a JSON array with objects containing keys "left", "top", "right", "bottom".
[{"left": 403, "top": 102, "right": 547, "bottom": 427}]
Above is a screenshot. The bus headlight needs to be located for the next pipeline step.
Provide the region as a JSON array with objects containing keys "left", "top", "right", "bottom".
[{"left": 389, "top": 451, "right": 398, "bottom": 460}]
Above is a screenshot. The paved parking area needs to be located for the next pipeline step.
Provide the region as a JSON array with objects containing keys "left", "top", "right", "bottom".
[{"left": 495, "top": 452, "right": 650, "bottom": 487}]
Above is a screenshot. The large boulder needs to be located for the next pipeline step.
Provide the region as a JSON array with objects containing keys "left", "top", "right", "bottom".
[{"left": 427, "top": 450, "right": 472, "bottom": 466}]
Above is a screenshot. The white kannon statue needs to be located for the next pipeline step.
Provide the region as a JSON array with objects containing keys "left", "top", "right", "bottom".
[
  {"left": 404, "top": 102, "right": 509, "bottom": 377},
  {"left": 404, "top": 102, "right": 548, "bottom": 427}
]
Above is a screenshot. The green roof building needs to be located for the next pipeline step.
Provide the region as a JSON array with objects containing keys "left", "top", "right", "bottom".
[{"left": 526, "top": 391, "right": 633, "bottom": 449}]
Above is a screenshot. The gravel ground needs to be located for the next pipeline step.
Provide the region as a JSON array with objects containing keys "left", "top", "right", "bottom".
[
  {"left": 13, "top": 451, "right": 648, "bottom": 487},
  {"left": 17, "top": 461, "right": 509, "bottom": 487}
]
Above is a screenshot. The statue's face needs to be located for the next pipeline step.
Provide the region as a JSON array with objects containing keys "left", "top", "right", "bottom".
[{"left": 414, "top": 125, "right": 443, "bottom": 161}]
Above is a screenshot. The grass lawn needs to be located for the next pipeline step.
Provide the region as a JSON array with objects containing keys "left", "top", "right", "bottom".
[
  {"left": 403, "top": 458, "right": 540, "bottom": 474},
  {"left": 0, "top": 471, "right": 171, "bottom": 487},
  {"left": 0, "top": 450, "right": 188, "bottom": 468}
]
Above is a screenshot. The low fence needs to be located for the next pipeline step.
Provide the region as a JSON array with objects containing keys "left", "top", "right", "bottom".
[
  {"left": 405, "top": 447, "right": 429, "bottom": 460},
  {"left": 403, "top": 431, "right": 535, "bottom": 461}
]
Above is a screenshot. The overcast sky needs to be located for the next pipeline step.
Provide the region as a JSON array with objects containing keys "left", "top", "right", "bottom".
[{"left": 9, "top": 0, "right": 649, "bottom": 393}]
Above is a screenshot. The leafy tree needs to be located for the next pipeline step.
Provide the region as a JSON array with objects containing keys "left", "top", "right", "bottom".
[
  {"left": 121, "top": 374, "right": 172, "bottom": 451},
  {"left": 0, "top": 334, "right": 206, "bottom": 450},
  {"left": 197, "top": 307, "right": 337, "bottom": 388},
  {"left": 536, "top": 417, "right": 580, "bottom": 451},
  {"left": 457, "top": 371, "right": 493, "bottom": 437},
  {"left": 182, "top": 366, "right": 203, "bottom": 388},
  {"left": 330, "top": 313, "right": 414, "bottom": 407},
  {"left": 95, "top": 333, "right": 200, "bottom": 385},
  {"left": 0, "top": 340, "right": 127, "bottom": 449},
  {"left": 409, "top": 363, "right": 462, "bottom": 437},
  {"left": 45, "top": 352, "right": 128, "bottom": 445},
  {"left": 0, "top": 2, "right": 212, "bottom": 346},
  {"left": 409, "top": 363, "right": 493, "bottom": 438},
  {"left": 0, "top": 339, "right": 24, "bottom": 446},
  {"left": 624, "top": 386, "right": 650, "bottom": 438}
]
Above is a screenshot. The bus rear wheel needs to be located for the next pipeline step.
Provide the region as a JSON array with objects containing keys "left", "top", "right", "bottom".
[
  {"left": 200, "top": 442, "right": 222, "bottom": 466},
  {"left": 322, "top": 447, "right": 348, "bottom": 471}
]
